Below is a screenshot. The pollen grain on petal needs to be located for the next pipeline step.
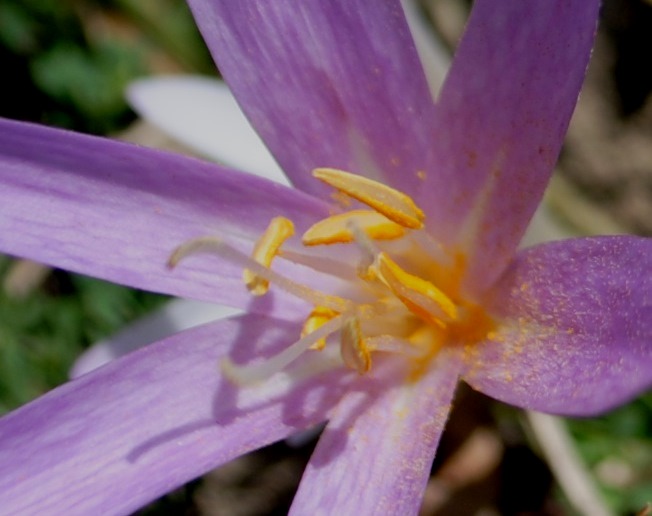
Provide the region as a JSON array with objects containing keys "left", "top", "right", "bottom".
[{"left": 312, "top": 167, "right": 425, "bottom": 229}]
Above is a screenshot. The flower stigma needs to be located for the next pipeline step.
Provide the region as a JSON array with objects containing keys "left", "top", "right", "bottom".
[{"left": 169, "top": 168, "right": 495, "bottom": 385}]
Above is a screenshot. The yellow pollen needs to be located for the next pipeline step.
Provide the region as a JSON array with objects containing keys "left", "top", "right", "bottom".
[
  {"left": 340, "top": 317, "right": 371, "bottom": 374},
  {"left": 302, "top": 209, "right": 405, "bottom": 246},
  {"left": 301, "top": 306, "right": 339, "bottom": 350},
  {"left": 406, "top": 325, "right": 444, "bottom": 381},
  {"left": 313, "top": 168, "right": 425, "bottom": 229},
  {"left": 243, "top": 216, "right": 294, "bottom": 295},
  {"left": 376, "top": 252, "right": 458, "bottom": 326}
]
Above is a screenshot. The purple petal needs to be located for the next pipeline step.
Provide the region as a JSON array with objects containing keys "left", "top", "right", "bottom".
[
  {"left": 0, "top": 118, "right": 329, "bottom": 314},
  {"left": 290, "top": 350, "right": 461, "bottom": 514},
  {"left": 0, "top": 314, "right": 354, "bottom": 514},
  {"left": 463, "top": 236, "right": 652, "bottom": 416},
  {"left": 425, "top": 0, "right": 600, "bottom": 294},
  {"left": 188, "top": 0, "right": 437, "bottom": 197},
  {"left": 70, "top": 299, "right": 241, "bottom": 378}
]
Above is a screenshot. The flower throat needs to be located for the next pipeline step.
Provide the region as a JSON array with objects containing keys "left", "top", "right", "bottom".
[{"left": 169, "top": 169, "right": 494, "bottom": 385}]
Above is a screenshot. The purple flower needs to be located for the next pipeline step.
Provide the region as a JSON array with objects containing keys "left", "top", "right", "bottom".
[{"left": 0, "top": 1, "right": 649, "bottom": 514}]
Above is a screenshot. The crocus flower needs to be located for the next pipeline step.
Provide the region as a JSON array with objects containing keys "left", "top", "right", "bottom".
[{"left": 0, "top": 1, "right": 650, "bottom": 514}]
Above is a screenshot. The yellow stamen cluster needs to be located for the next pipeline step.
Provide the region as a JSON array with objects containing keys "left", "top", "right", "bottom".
[
  {"left": 236, "top": 168, "right": 492, "bottom": 379},
  {"left": 169, "top": 168, "right": 494, "bottom": 384}
]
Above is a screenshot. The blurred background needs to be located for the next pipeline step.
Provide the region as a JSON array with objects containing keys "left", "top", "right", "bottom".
[{"left": 0, "top": 0, "right": 650, "bottom": 514}]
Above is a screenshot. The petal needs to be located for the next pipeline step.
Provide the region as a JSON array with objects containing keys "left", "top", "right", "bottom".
[
  {"left": 400, "top": 0, "right": 450, "bottom": 97},
  {"left": 463, "top": 236, "right": 652, "bottom": 416},
  {"left": 127, "top": 76, "right": 289, "bottom": 184},
  {"left": 187, "top": 0, "right": 437, "bottom": 197},
  {"left": 0, "top": 117, "right": 330, "bottom": 315},
  {"left": 425, "top": 0, "right": 600, "bottom": 294},
  {"left": 70, "top": 299, "right": 241, "bottom": 378},
  {"left": 290, "top": 350, "right": 461, "bottom": 515},
  {"left": 0, "top": 313, "right": 354, "bottom": 514}
]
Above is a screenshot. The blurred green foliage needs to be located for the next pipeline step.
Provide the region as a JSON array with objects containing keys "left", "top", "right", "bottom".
[
  {"left": 0, "top": 257, "right": 166, "bottom": 413},
  {"left": 568, "top": 394, "right": 652, "bottom": 514},
  {"left": 0, "top": 0, "right": 212, "bottom": 133}
]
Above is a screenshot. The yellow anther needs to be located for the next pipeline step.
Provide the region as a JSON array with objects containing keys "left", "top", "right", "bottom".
[
  {"left": 340, "top": 317, "right": 371, "bottom": 374},
  {"left": 376, "top": 252, "right": 458, "bottom": 327},
  {"left": 313, "top": 168, "right": 425, "bottom": 229},
  {"left": 302, "top": 210, "right": 405, "bottom": 246},
  {"left": 407, "top": 325, "right": 441, "bottom": 350},
  {"left": 405, "top": 325, "right": 445, "bottom": 382},
  {"left": 243, "top": 216, "right": 294, "bottom": 295},
  {"left": 302, "top": 306, "right": 339, "bottom": 350}
]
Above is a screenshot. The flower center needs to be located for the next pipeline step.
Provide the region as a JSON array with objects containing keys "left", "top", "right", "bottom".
[{"left": 169, "top": 168, "right": 494, "bottom": 384}]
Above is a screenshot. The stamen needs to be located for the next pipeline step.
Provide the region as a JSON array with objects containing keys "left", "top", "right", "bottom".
[
  {"left": 302, "top": 306, "right": 339, "bottom": 350},
  {"left": 313, "top": 168, "right": 425, "bottom": 229},
  {"left": 376, "top": 252, "right": 458, "bottom": 326},
  {"left": 345, "top": 218, "right": 380, "bottom": 280},
  {"left": 302, "top": 210, "right": 405, "bottom": 246},
  {"left": 168, "top": 236, "right": 352, "bottom": 313},
  {"left": 278, "top": 249, "right": 359, "bottom": 282},
  {"left": 243, "top": 216, "right": 294, "bottom": 295},
  {"left": 221, "top": 315, "right": 344, "bottom": 385},
  {"left": 167, "top": 168, "right": 483, "bottom": 383},
  {"left": 340, "top": 317, "right": 371, "bottom": 374}
]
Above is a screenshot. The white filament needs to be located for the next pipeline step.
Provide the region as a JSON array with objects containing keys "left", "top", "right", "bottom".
[
  {"left": 169, "top": 236, "right": 353, "bottom": 313},
  {"left": 221, "top": 315, "right": 344, "bottom": 385}
]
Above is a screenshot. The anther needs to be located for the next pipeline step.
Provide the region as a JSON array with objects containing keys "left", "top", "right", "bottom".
[
  {"left": 302, "top": 210, "right": 405, "bottom": 246},
  {"left": 376, "top": 252, "right": 458, "bottom": 327},
  {"left": 168, "top": 235, "right": 352, "bottom": 313},
  {"left": 302, "top": 306, "right": 339, "bottom": 350},
  {"left": 340, "top": 317, "right": 371, "bottom": 374},
  {"left": 243, "top": 216, "right": 294, "bottom": 295},
  {"left": 313, "top": 168, "right": 425, "bottom": 229}
]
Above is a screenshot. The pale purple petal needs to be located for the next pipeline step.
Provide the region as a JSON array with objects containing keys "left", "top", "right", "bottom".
[
  {"left": 127, "top": 76, "right": 289, "bottom": 184},
  {"left": 0, "top": 118, "right": 329, "bottom": 315},
  {"left": 463, "top": 237, "right": 652, "bottom": 416},
  {"left": 0, "top": 314, "right": 355, "bottom": 514},
  {"left": 71, "top": 299, "right": 241, "bottom": 378},
  {"left": 291, "top": 350, "right": 462, "bottom": 515},
  {"left": 425, "top": 0, "right": 600, "bottom": 294},
  {"left": 187, "top": 0, "right": 437, "bottom": 198}
]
